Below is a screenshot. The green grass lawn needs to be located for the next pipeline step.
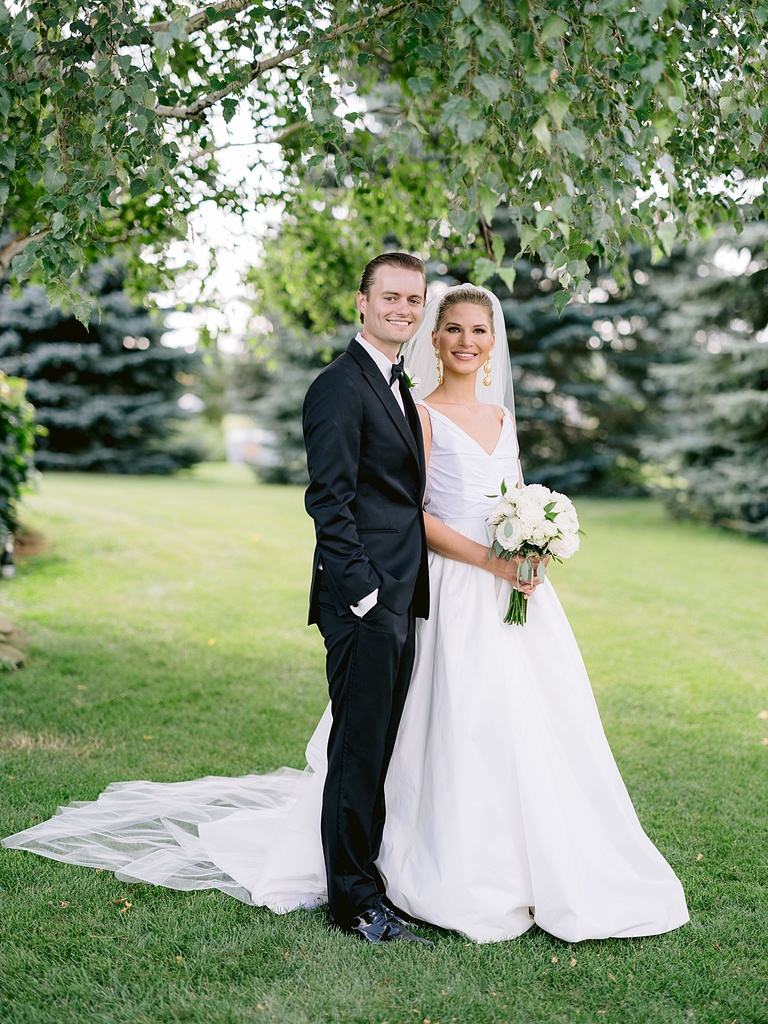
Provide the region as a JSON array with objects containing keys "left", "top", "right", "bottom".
[{"left": 0, "top": 465, "right": 766, "bottom": 1024}]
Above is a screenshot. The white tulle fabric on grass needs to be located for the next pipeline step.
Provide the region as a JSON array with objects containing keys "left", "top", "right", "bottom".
[
  {"left": 3, "top": 405, "right": 689, "bottom": 943},
  {"left": 3, "top": 717, "right": 331, "bottom": 913}
]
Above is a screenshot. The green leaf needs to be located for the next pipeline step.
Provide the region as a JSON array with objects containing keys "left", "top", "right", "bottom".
[
  {"left": 540, "top": 15, "right": 569, "bottom": 44},
  {"left": 155, "top": 31, "right": 173, "bottom": 53},
  {"left": 719, "top": 95, "right": 737, "bottom": 117},
  {"left": 405, "top": 108, "right": 427, "bottom": 135},
  {"left": 43, "top": 164, "right": 67, "bottom": 191},
  {"left": 449, "top": 208, "right": 477, "bottom": 238},
  {"left": 476, "top": 184, "right": 499, "bottom": 225},
  {"left": 559, "top": 128, "right": 588, "bottom": 159},
  {"left": 130, "top": 177, "right": 150, "bottom": 198},
  {"left": 639, "top": 60, "right": 664, "bottom": 84},
  {"left": 547, "top": 92, "right": 570, "bottom": 130},
  {"left": 553, "top": 195, "right": 572, "bottom": 219},
  {"left": 656, "top": 220, "right": 677, "bottom": 256},
  {"left": 524, "top": 60, "right": 551, "bottom": 94},
  {"left": 532, "top": 116, "right": 551, "bottom": 154},
  {"left": 473, "top": 74, "right": 509, "bottom": 103},
  {"left": 20, "top": 28, "right": 38, "bottom": 51},
  {"left": 498, "top": 266, "right": 517, "bottom": 292},
  {"left": 473, "top": 257, "right": 497, "bottom": 285},
  {"left": 415, "top": 10, "right": 441, "bottom": 32},
  {"left": 640, "top": 0, "right": 668, "bottom": 21},
  {"left": 11, "top": 242, "right": 41, "bottom": 281},
  {"left": 406, "top": 76, "right": 433, "bottom": 98},
  {"left": 458, "top": 0, "right": 481, "bottom": 15},
  {"left": 552, "top": 289, "right": 571, "bottom": 315},
  {"left": 519, "top": 224, "right": 541, "bottom": 253},
  {"left": 456, "top": 117, "right": 487, "bottom": 144}
]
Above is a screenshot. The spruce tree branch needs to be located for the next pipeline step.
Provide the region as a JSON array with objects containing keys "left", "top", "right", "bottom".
[{"left": 154, "top": 2, "right": 409, "bottom": 121}]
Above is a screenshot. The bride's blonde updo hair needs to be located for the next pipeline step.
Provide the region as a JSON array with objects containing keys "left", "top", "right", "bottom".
[{"left": 434, "top": 286, "right": 495, "bottom": 335}]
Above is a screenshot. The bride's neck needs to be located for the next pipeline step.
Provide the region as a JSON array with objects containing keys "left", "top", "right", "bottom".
[{"left": 438, "top": 372, "right": 480, "bottom": 405}]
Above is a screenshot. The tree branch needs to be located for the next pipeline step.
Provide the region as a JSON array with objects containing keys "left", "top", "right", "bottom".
[
  {"left": 0, "top": 229, "right": 50, "bottom": 275},
  {"left": 174, "top": 123, "right": 308, "bottom": 167},
  {"left": 154, "top": 2, "right": 409, "bottom": 121},
  {"left": 148, "top": 0, "right": 255, "bottom": 36}
]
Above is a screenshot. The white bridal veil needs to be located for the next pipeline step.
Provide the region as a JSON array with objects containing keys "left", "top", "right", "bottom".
[{"left": 401, "top": 282, "right": 516, "bottom": 416}]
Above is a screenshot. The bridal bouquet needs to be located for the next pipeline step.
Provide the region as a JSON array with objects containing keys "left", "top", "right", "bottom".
[{"left": 487, "top": 480, "right": 581, "bottom": 626}]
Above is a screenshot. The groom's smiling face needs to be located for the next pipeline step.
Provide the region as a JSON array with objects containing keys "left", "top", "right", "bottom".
[{"left": 357, "top": 267, "right": 426, "bottom": 355}]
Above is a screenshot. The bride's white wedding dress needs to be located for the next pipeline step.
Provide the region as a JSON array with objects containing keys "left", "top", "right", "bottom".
[{"left": 3, "top": 405, "right": 688, "bottom": 943}]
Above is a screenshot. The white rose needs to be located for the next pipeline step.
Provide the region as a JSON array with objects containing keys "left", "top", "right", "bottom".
[
  {"left": 549, "top": 531, "right": 580, "bottom": 558},
  {"left": 489, "top": 499, "right": 515, "bottom": 523},
  {"left": 550, "top": 493, "right": 579, "bottom": 530},
  {"left": 496, "top": 517, "right": 524, "bottom": 551},
  {"left": 527, "top": 485, "right": 548, "bottom": 502},
  {"left": 517, "top": 501, "right": 545, "bottom": 533},
  {"left": 542, "top": 519, "right": 559, "bottom": 539}
]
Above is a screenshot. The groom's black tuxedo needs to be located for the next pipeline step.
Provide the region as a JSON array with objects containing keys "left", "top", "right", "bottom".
[
  {"left": 303, "top": 337, "right": 429, "bottom": 926},
  {"left": 305, "top": 339, "right": 429, "bottom": 623}
]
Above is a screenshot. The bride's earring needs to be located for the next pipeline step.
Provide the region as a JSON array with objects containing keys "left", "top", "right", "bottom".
[
  {"left": 483, "top": 358, "right": 492, "bottom": 388},
  {"left": 435, "top": 349, "right": 444, "bottom": 386}
]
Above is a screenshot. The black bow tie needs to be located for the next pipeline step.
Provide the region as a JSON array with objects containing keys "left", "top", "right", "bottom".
[{"left": 390, "top": 358, "right": 405, "bottom": 386}]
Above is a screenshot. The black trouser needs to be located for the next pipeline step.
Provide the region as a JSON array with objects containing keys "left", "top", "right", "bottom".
[{"left": 316, "top": 574, "right": 416, "bottom": 927}]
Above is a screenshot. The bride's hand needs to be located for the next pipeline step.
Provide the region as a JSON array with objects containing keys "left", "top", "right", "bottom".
[{"left": 487, "top": 552, "right": 539, "bottom": 597}]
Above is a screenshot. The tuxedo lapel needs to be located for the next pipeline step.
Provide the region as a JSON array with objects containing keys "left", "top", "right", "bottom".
[
  {"left": 346, "top": 340, "right": 420, "bottom": 465},
  {"left": 401, "top": 380, "right": 427, "bottom": 485}
]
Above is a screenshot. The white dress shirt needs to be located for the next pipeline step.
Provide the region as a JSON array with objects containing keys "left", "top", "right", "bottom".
[{"left": 355, "top": 333, "right": 405, "bottom": 415}]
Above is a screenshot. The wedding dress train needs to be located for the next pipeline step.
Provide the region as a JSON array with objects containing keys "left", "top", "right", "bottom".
[{"left": 3, "top": 406, "right": 688, "bottom": 943}]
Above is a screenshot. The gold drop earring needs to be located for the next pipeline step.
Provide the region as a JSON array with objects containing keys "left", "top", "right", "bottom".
[
  {"left": 435, "top": 349, "right": 444, "bottom": 386},
  {"left": 483, "top": 358, "right": 492, "bottom": 387}
]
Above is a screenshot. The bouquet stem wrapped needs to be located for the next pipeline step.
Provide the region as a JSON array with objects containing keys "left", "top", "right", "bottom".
[
  {"left": 504, "top": 555, "right": 547, "bottom": 625},
  {"left": 487, "top": 480, "right": 581, "bottom": 626}
]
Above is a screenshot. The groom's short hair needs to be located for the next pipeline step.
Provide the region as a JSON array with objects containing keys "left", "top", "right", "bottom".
[{"left": 358, "top": 252, "right": 427, "bottom": 324}]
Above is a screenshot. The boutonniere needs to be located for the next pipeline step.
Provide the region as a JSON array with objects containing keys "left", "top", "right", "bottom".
[{"left": 403, "top": 367, "right": 420, "bottom": 390}]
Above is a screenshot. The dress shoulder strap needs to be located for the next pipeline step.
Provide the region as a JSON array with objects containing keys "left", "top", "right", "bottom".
[{"left": 504, "top": 405, "right": 524, "bottom": 489}]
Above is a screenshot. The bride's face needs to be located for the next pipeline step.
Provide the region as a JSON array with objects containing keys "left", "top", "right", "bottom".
[{"left": 433, "top": 302, "right": 495, "bottom": 380}]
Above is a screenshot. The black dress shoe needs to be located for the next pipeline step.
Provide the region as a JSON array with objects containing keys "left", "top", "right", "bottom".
[
  {"left": 372, "top": 894, "right": 408, "bottom": 926},
  {"left": 346, "top": 901, "right": 434, "bottom": 946},
  {"left": 376, "top": 895, "right": 429, "bottom": 928}
]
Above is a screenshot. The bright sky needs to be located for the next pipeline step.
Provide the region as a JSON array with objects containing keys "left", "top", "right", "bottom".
[{"left": 157, "top": 108, "right": 283, "bottom": 353}]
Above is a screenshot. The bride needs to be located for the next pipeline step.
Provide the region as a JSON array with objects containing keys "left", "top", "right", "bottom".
[{"left": 3, "top": 284, "right": 689, "bottom": 944}]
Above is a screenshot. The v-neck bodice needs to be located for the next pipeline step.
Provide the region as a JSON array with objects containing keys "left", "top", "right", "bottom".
[{"left": 421, "top": 403, "right": 521, "bottom": 528}]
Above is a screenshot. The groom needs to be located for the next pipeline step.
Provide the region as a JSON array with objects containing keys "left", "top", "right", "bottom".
[{"left": 302, "top": 252, "right": 431, "bottom": 945}]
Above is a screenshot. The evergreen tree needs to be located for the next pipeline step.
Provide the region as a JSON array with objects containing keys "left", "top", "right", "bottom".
[
  {"left": 0, "top": 264, "right": 203, "bottom": 473},
  {"left": 250, "top": 252, "right": 671, "bottom": 495},
  {"left": 250, "top": 198, "right": 677, "bottom": 496},
  {"left": 251, "top": 325, "right": 348, "bottom": 485},
  {"left": 643, "top": 225, "right": 768, "bottom": 537},
  {"left": 450, "top": 213, "right": 671, "bottom": 494}
]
